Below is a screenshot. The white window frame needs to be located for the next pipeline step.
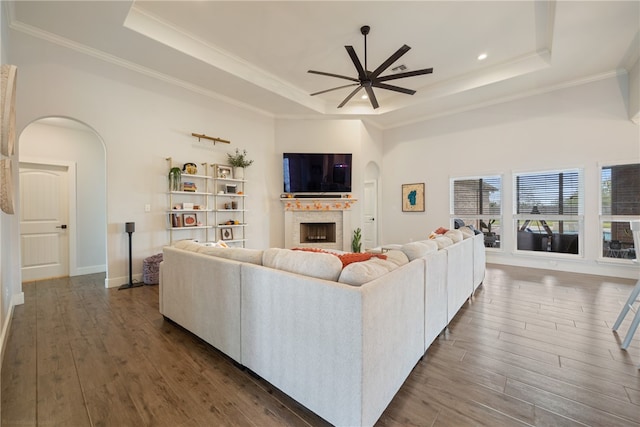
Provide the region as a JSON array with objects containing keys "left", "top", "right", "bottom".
[
  {"left": 598, "top": 160, "right": 640, "bottom": 263},
  {"left": 512, "top": 167, "right": 584, "bottom": 257},
  {"left": 450, "top": 174, "right": 502, "bottom": 250}
]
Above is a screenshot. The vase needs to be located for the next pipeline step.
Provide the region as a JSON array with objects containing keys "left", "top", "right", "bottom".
[
  {"left": 168, "top": 168, "right": 182, "bottom": 191},
  {"left": 233, "top": 167, "right": 245, "bottom": 180}
]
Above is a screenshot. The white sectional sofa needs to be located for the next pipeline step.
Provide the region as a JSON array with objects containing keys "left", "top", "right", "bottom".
[{"left": 159, "top": 230, "right": 485, "bottom": 427}]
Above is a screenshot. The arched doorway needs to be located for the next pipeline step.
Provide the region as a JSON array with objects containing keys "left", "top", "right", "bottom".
[{"left": 19, "top": 117, "right": 107, "bottom": 281}]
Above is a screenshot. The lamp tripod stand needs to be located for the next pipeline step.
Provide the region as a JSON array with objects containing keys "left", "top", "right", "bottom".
[{"left": 119, "top": 222, "right": 143, "bottom": 290}]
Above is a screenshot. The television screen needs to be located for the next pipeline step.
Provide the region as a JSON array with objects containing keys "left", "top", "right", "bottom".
[{"left": 283, "top": 153, "right": 352, "bottom": 193}]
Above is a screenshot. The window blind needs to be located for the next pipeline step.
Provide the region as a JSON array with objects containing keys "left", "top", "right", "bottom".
[
  {"left": 452, "top": 177, "right": 501, "bottom": 216},
  {"left": 516, "top": 170, "right": 580, "bottom": 215}
]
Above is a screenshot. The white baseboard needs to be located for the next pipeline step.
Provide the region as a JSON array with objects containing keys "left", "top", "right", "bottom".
[
  {"left": 74, "top": 265, "right": 106, "bottom": 276},
  {"left": 0, "top": 292, "right": 24, "bottom": 368},
  {"left": 105, "top": 274, "right": 143, "bottom": 288}
]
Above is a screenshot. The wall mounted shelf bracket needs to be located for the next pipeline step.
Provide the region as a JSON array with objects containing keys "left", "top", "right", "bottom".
[{"left": 191, "top": 132, "right": 230, "bottom": 145}]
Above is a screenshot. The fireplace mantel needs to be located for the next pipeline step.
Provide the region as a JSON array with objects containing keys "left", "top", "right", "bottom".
[{"left": 280, "top": 197, "right": 357, "bottom": 212}]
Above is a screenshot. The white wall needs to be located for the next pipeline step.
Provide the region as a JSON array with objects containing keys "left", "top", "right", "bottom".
[
  {"left": 274, "top": 119, "right": 384, "bottom": 249},
  {"left": 10, "top": 30, "right": 275, "bottom": 287},
  {"left": 383, "top": 75, "right": 640, "bottom": 279},
  {"left": 20, "top": 120, "right": 107, "bottom": 275}
]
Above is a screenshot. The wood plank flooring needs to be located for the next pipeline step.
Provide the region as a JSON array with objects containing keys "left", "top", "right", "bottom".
[{"left": 2, "top": 265, "right": 639, "bottom": 426}]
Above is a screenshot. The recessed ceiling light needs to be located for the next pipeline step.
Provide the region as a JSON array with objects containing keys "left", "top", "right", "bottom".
[
  {"left": 477, "top": 53, "right": 488, "bottom": 61},
  {"left": 361, "top": 94, "right": 368, "bottom": 99}
]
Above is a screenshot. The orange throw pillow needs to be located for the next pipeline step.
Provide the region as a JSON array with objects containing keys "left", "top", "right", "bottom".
[{"left": 337, "top": 252, "right": 387, "bottom": 268}]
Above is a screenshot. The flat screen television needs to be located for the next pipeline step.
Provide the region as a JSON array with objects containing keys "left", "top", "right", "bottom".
[{"left": 283, "top": 153, "right": 352, "bottom": 193}]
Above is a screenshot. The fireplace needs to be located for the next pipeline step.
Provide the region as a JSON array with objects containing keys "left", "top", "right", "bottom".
[
  {"left": 300, "top": 222, "right": 336, "bottom": 244},
  {"left": 282, "top": 198, "right": 357, "bottom": 251}
]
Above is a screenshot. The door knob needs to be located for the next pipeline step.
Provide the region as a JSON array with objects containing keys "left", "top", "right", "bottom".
[{"left": 56, "top": 224, "right": 68, "bottom": 229}]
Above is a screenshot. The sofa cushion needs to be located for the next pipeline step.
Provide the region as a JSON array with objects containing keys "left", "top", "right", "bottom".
[
  {"left": 433, "top": 236, "right": 454, "bottom": 249},
  {"left": 444, "top": 229, "right": 463, "bottom": 243},
  {"left": 262, "top": 248, "right": 343, "bottom": 281},
  {"left": 459, "top": 226, "right": 475, "bottom": 239},
  {"left": 400, "top": 241, "right": 438, "bottom": 261},
  {"left": 197, "top": 246, "right": 263, "bottom": 265},
  {"left": 382, "top": 250, "right": 410, "bottom": 267},
  {"left": 173, "top": 240, "right": 203, "bottom": 252},
  {"left": 338, "top": 257, "right": 401, "bottom": 286}
]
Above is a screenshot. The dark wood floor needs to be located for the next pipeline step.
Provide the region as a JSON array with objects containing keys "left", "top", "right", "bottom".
[{"left": 2, "top": 265, "right": 639, "bottom": 427}]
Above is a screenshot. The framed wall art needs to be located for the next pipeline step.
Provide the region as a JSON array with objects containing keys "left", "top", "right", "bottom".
[
  {"left": 215, "top": 164, "right": 233, "bottom": 179},
  {"left": 182, "top": 213, "right": 197, "bottom": 227},
  {"left": 401, "top": 183, "right": 425, "bottom": 212},
  {"left": 221, "top": 227, "right": 234, "bottom": 240}
]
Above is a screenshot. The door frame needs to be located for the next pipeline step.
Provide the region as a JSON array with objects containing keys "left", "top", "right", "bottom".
[
  {"left": 19, "top": 157, "right": 78, "bottom": 277},
  {"left": 363, "top": 179, "right": 379, "bottom": 249}
]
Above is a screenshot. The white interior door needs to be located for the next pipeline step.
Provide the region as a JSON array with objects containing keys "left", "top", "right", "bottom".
[
  {"left": 363, "top": 180, "right": 378, "bottom": 249},
  {"left": 20, "top": 163, "right": 70, "bottom": 281}
]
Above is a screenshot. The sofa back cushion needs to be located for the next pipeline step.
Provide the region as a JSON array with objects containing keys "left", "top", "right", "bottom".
[
  {"left": 337, "top": 250, "right": 409, "bottom": 286},
  {"left": 262, "top": 248, "right": 343, "bottom": 281},
  {"left": 197, "top": 246, "right": 263, "bottom": 265},
  {"left": 400, "top": 240, "right": 438, "bottom": 261},
  {"left": 172, "top": 239, "right": 263, "bottom": 265}
]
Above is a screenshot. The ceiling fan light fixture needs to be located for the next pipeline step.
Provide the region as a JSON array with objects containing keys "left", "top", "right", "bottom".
[{"left": 308, "top": 25, "right": 434, "bottom": 109}]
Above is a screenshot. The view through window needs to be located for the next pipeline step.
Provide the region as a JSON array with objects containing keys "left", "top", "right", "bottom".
[
  {"left": 515, "top": 169, "right": 582, "bottom": 255},
  {"left": 601, "top": 163, "right": 640, "bottom": 260},
  {"left": 451, "top": 176, "right": 501, "bottom": 248}
]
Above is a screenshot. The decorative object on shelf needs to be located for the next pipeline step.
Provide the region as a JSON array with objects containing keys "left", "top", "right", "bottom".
[
  {"left": 227, "top": 148, "right": 253, "bottom": 180},
  {"left": 183, "top": 213, "right": 197, "bottom": 227},
  {"left": 1, "top": 65, "right": 17, "bottom": 157},
  {"left": 191, "top": 132, "right": 230, "bottom": 145},
  {"left": 225, "top": 184, "right": 237, "bottom": 194},
  {"left": 221, "top": 227, "right": 233, "bottom": 240},
  {"left": 182, "top": 162, "right": 197, "bottom": 174},
  {"left": 401, "top": 183, "right": 425, "bottom": 212},
  {"left": 216, "top": 164, "right": 232, "bottom": 179},
  {"left": 182, "top": 181, "right": 197, "bottom": 192},
  {"left": 119, "top": 222, "right": 143, "bottom": 290},
  {"left": 352, "top": 227, "right": 362, "bottom": 253},
  {"left": 168, "top": 167, "right": 182, "bottom": 191}
]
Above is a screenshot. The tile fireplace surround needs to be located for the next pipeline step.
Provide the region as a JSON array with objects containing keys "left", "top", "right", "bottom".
[{"left": 281, "top": 197, "right": 356, "bottom": 251}]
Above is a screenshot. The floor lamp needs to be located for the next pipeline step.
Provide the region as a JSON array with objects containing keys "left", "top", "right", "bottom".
[{"left": 119, "top": 222, "right": 143, "bottom": 290}]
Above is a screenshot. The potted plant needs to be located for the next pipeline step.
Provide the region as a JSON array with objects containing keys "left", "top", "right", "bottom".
[
  {"left": 227, "top": 148, "right": 253, "bottom": 180},
  {"left": 480, "top": 219, "right": 497, "bottom": 247},
  {"left": 352, "top": 227, "right": 362, "bottom": 253},
  {"left": 168, "top": 167, "right": 182, "bottom": 191}
]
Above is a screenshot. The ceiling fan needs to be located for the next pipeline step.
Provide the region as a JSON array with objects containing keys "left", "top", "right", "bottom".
[{"left": 308, "top": 25, "right": 433, "bottom": 109}]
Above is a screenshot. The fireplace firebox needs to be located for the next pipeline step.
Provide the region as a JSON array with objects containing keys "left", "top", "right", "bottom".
[{"left": 300, "top": 222, "right": 336, "bottom": 243}]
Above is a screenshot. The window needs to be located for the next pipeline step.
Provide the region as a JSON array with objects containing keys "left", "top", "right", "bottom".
[
  {"left": 514, "top": 169, "right": 582, "bottom": 255},
  {"left": 451, "top": 176, "right": 501, "bottom": 248},
  {"left": 600, "top": 163, "right": 640, "bottom": 260}
]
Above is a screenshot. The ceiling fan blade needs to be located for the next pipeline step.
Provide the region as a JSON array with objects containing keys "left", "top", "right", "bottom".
[
  {"left": 372, "top": 82, "right": 416, "bottom": 95},
  {"left": 364, "top": 86, "right": 379, "bottom": 109},
  {"left": 337, "top": 86, "right": 363, "bottom": 108},
  {"left": 370, "top": 44, "right": 411, "bottom": 79},
  {"left": 345, "top": 46, "right": 367, "bottom": 80},
  {"left": 308, "top": 70, "right": 359, "bottom": 83},
  {"left": 310, "top": 83, "right": 359, "bottom": 96},
  {"left": 376, "top": 68, "right": 433, "bottom": 82}
]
